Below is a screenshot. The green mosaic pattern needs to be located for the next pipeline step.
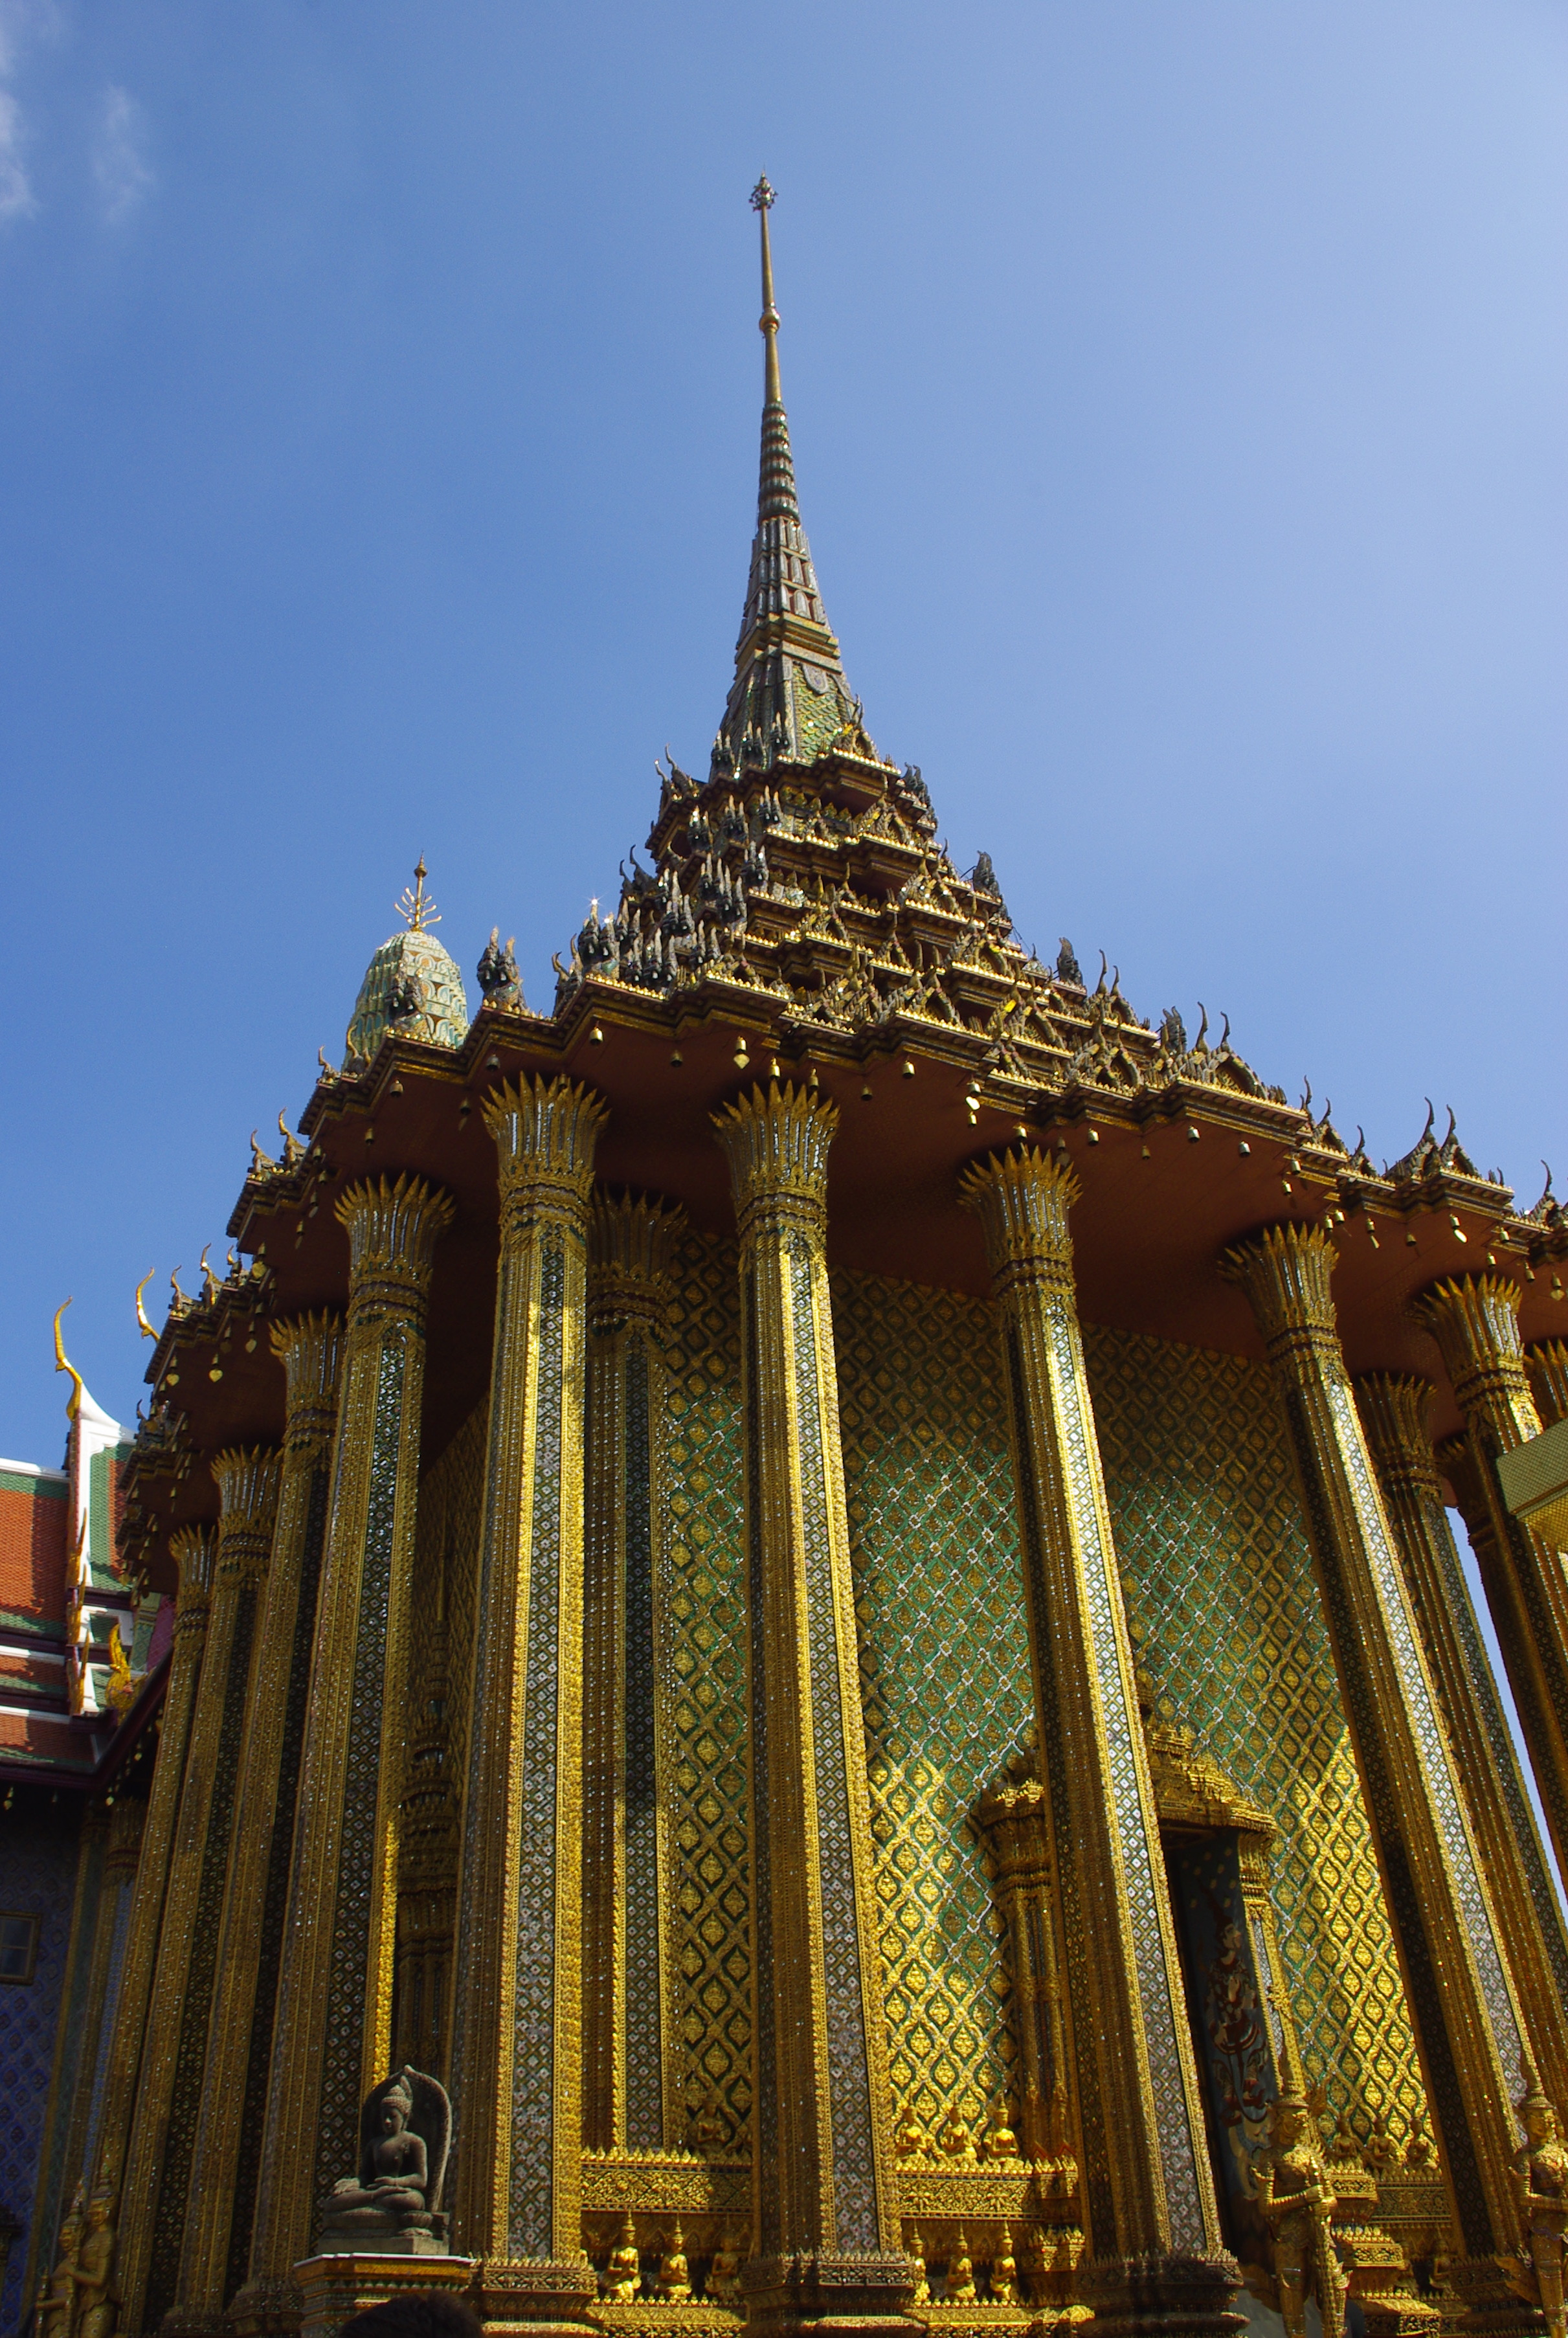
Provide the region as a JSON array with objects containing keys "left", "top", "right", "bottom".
[
  {"left": 1083, "top": 1323, "right": 1429, "bottom": 2144},
  {"left": 661, "top": 1231, "right": 754, "bottom": 2144},
  {"left": 833, "top": 1267, "right": 1033, "bottom": 2135}
]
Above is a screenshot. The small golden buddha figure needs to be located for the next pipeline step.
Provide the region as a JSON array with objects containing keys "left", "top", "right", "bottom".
[
  {"left": 38, "top": 2188, "right": 85, "bottom": 2338},
  {"left": 906, "top": 2227, "right": 930, "bottom": 2306},
  {"left": 989, "top": 2222, "right": 1019, "bottom": 2304},
  {"left": 1255, "top": 2063, "right": 1347, "bottom": 2338},
  {"left": 946, "top": 2228, "right": 978, "bottom": 2304},
  {"left": 1362, "top": 2108, "right": 1398, "bottom": 2174},
  {"left": 604, "top": 2214, "right": 641, "bottom": 2301},
  {"left": 691, "top": 2092, "right": 727, "bottom": 2152},
  {"left": 1327, "top": 2104, "right": 1362, "bottom": 2166},
  {"left": 1514, "top": 2065, "right": 1568, "bottom": 2338},
  {"left": 658, "top": 2220, "right": 692, "bottom": 2302},
  {"left": 707, "top": 2228, "right": 744, "bottom": 2305},
  {"left": 983, "top": 2098, "right": 1020, "bottom": 2161},
  {"left": 1404, "top": 2111, "right": 1433, "bottom": 2171},
  {"left": 938, "top": 2105, "right": 973, "bottom": 2161},
  {"left": 894, "top": 2102, "right": 926, "bottom": 2159}
]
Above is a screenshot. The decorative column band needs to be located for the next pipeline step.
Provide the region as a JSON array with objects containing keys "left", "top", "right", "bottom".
[
  {"left": 1354, "top": 1373, "right": 1568, "bottom": 2119},
  {"left": 119, "top": 1448, "right": 282, "bottom": 2335},
  {"left": 1416, "top": 1274, "right": 1568, "bottom": 1903},
  {"left": 584, "top": 1192, "right": 684, "bottom": 2154},
  {"left": 960, "top": 1147, "right": 1218, "bottom": 2270},
  {"left": 1223, "top": 1226, "right": 1525, "bottom": 2267},
  {"left": 713, "top": 1083, "right": 906, "bottom": 2297},
  {"left": 92, "top": 1526, "right": 214, "bottom": 2231},
  {"left": 450, "top": 1076, "right": 605, "bottom": 2313},
  {"left": 175, "top": 1316, "right": 345, "bottom": 2326},
  {"left": 249, "top": 1179, "right": 452, "bottom": 2284},
  {"left": 1527, "top": 1340, "right": 1568, "bottom": 1426}
]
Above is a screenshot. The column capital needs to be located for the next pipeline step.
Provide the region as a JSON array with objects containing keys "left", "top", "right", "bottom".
[
  {"left": 270, "top": 1313, "right": 346, "bottom": 1457},
  {"left": 588, "top": 1190, "right": 684, "bottom": 1334},
  {"left": 335, "top": 1173, "right": 454, "bottom": 1326},
  {"left": 1220, "top": 1220, "right": 1338, "bottom": 1354},
  {"left": 1414, "top": 1274, "right": 1535, "bottom": 1421},
  {"left": 1526, "top": 1340, "right": 1568, "bottom": 1427},
  {"left": 958, "top": 1145, "right": 1079, "bottom": 1293},
  {"left": 485, "top": 1073, "right": 608, "bottom": 1235},
  {"left": 712, "top": 1079, "right": 837, "bottom": 1244},
  {"left": 168, "top": 1524, "right": 216, "bottom": 1619},
  {"left": 210, "top": 1447, "right": 282, "bottom": 1580},
  {"left": 1354, "top": 1373, "right": 1442, "bottom": 1501}
]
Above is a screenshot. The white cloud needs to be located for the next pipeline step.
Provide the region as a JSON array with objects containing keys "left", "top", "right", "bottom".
[
  {"left": 0, "top": 3, "right": 39, "bottom": 221},
  {"left": 93, "top": 83, "right": 151, "bottom": 223}
]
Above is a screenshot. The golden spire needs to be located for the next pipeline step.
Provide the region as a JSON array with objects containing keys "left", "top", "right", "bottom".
[
  {"left": 714, "top": 180, "right": 862, "bottom": 774},
  {"left": 396, "top": 858, "right": 440, "bottom": 933}
]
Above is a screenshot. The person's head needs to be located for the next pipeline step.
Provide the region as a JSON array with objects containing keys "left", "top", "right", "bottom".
[{"left": 339, "top": 2292, "right": 482, "bottom": 2338}]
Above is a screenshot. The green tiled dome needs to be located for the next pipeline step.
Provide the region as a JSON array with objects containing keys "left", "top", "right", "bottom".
[{"left": 344, "top": 926, "right": 469, "bottom": 1064}]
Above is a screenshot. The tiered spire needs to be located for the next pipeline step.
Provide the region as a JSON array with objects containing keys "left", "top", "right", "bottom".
[{"left": 712, "top": 180, "right": 866, "bottom": 776}]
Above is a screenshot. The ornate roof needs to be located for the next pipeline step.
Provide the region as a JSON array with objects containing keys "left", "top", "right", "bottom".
[{"left": 345, "top": 861, "right": 469, "bottom": 1066}]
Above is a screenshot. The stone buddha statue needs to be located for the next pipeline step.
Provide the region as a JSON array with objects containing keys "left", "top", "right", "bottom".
[{"left": 319, "top": 2067, "right": 451, "bottom": 2253}]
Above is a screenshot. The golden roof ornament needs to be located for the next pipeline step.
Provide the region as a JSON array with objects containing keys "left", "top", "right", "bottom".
[{"left": 397, "top": 857, "right": 440, "bottom": 933}]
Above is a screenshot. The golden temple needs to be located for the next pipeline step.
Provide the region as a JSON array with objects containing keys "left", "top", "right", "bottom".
[{"left": 4, "top": 181, "right": 1568, "bottom": 2338}]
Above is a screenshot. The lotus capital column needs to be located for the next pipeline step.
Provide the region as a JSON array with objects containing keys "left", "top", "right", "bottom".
[
  {"left": 960, "top": 1145, "right": 1231, "bottom": 2331},
  {"left": 248, "top": 1175, "right": 453, "bottom": 2287},
  {"left": 713, "top": 1081, "right": 911, "bottom": 2338},
  {"left": 1225, "top": 1224, "right": 1531, "bottom": 2306},
  {"left": 1416, "top": 1274, "right": 1568, "bottom": 1893},
  {"left": 448, "top": 1075, "right": 607, "bottom": 2332}
]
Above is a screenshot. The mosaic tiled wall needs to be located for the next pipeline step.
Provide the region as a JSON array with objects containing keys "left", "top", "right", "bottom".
[
  {"left": 0, "top": 1806, "right": 86, "bottom": 2332},
  {"left": 832, "top": 1268, "right": 1033, "bottom": 2137},
  {"left": 1084, "top": 1324, "right": 1428, "bottom": 2143},
  {"left": 658, "top": 1230, "right": 752, "bottom": 2145}
]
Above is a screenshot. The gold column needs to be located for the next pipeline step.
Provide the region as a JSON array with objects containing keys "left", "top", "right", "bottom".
[
  {"left": 247, "top": 1176, "right": 453, "bottom": 2286},
  {"left": 118, "top": 1448, "right": 282, "bottom": 2337},
  {"left": 1224, "top": 1227, "right": 1528, "bottom": 2292},
  {"left": 447, "top": 1077, "right": 605, "bottom": 2330},
  {"left": 1417, "top": 1277, "right": 1568, "bottom": 1892},
  {"left": 583, "top": 1191, "right": 684, "bottom": 2152},
  {"left": 1527, "top": 1340, "right": 1568, "bottom": 1424},
  {"left": 960, "top": 1147, "right": 1230, "bottom": 2331},
  {"left": 172, "top": 1317, "right": 345, "bottom": 2330},
  {"left": 90, "top": 1528, "right": 213, "bottom": 2223},
  {"left": 1356, "top": 1372, "right": 1568, "bottom": 2110},
  {"left": 713, "top": 1081, "right": 912, "bottom": 2337}
]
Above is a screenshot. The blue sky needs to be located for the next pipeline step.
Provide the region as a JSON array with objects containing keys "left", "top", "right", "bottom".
[{"left": 1, "top": 1, "right": 1564, "bottom": 1462}]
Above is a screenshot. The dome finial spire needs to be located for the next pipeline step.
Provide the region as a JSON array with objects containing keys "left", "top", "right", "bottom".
[
  {"left": 396, "top": 857, "right": 439, "bottom": 933},
  {"left": 751, "top": 175, "right": 782, "bottom": 410}
]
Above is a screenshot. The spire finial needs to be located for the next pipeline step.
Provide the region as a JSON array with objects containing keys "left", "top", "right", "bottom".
[
  {"left": 751, "top": 177, "right": 782, "bottom": 408},
  {"left": 396, "top": 858, "right": 440, "bottom": 934}
]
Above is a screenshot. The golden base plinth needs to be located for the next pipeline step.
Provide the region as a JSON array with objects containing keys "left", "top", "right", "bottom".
[
  {"left": 739, "top": 2252, "right": 923, "bottom": 2338},
  {"left": 466, "top": 2258, "right": 600, "bottom": 2337},
  {"left": 1073, "top": 2253, "right": 1246, "bottom": 2338},
  {"left": 588, "top": 2306, "right": 741, "bottom": 2335},
  {"left": 291, "top": 2251, "right": 478, "bottom": 2338}
]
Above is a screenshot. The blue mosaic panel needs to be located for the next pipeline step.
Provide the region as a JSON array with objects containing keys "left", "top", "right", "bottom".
[{"left": 0, "top": 1808, "right": 85, "bottom": 2332}]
